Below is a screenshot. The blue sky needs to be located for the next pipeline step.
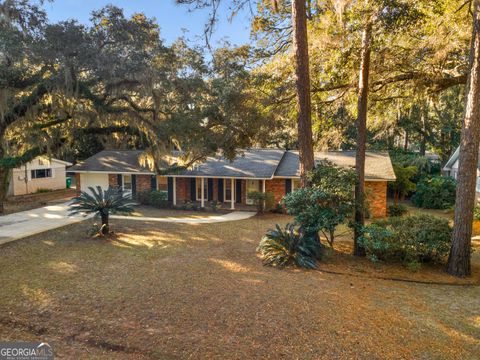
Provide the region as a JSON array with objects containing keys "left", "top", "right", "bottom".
[{"left": 44, "top": 0, "right": 251, "bottom": 47}]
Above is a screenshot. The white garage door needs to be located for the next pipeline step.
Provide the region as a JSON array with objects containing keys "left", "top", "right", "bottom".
[{"left": 80, "top": 173, "right": 109, "bottom": 195}]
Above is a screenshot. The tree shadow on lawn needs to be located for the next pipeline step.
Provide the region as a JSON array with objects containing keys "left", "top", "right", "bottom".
[{"left": 0, "top": 215, "right": 479, "bottom": 359}]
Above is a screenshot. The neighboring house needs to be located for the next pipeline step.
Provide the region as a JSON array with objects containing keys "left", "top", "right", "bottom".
[
  {"left": 443, "top": 146, "right": 480, "bottom": 200},
  {"left": 7, "top": 156, "right": 73, "bottom": 196},
  {"left": 443, "top": 147, "right": 460, "bottom": 179},
  {"left": 69, "top": 149, "right": 396, "bottom": 217}
]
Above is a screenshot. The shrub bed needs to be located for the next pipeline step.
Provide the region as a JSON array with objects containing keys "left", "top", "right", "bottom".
[
  {"left": 360, "top": 214, "right": 452, "bottom": 268},
  {"left": 411, "top": 176, "right": 456, "bottom": 209},
  {"left": 387, "top": 203, "right": 408, "bottom": 217},
  {"left": 135, "top": 190, "right": 170, "bottom": 208}
]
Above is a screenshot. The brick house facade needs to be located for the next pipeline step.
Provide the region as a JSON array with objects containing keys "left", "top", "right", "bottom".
[
  {"left": 170, "top": 176, "right": 389, "bottom": 218},
  {"left": 69, "top": 149, "right": 395, "bottom": 218}
]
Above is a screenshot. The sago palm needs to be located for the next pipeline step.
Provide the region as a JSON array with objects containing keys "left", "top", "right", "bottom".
[
  {"left": 257, "top": 223, "right": 320, "bottom": 269},
  {"left": 69, "top": 186, "right": 135, "bottom": 235}
]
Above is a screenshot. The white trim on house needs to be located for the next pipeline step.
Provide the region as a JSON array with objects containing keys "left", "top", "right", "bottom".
[
  {"left": 70, "top": 170, "right": 155, "bottom": 175},
  {"left": 49, "top": 158, "right": 73, "bottom": 166},
  {"left": 223, "top": 178, "right": 233, "bottom": 202},
  {"left": 166, "top": 174, "right": 273, "bottom": 180},
  {"left": 195, "top": 177, "right": 208, "bottom": 201},
  {"left": 273, "top": 175, "right": 392, "bottom": 182}
]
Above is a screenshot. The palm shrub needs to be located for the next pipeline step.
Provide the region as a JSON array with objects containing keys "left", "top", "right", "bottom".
[
  {"left": 257, "top": 223, "right": 320, "bottom": 269},
  {"left": 69, "top": 186, "right": 135, "bottom": 235}
]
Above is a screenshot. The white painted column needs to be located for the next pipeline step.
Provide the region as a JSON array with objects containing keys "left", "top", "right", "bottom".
[
  {"left": 173, "top": 177, "right": 177, "bottom": 206},
  {"left": 262, "top": 179, "right": 266, "bottom": 193},
  {"left": 201, "top": 177, "right": 205, "bottom": 208},
  {"left": 230, "top": 178, "right": 235, "bottom": 210}
]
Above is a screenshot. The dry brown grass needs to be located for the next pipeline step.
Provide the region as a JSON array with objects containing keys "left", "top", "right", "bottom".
[{"left": 0, "top": 213, "right": 479, "bottom": 359}]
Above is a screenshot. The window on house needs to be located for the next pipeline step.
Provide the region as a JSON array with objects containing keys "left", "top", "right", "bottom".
[
  {"left": 196, "top": 178, "right": 208, "bottom": 200},
  {"left": 31, "top": 169, "right": 52, "bottom": 179},
  {"left": 123, "top": 174, "right": 132, "bottom": 191},
  {"left": 158, "top": 176, "right": 168, "bottom": 192},
  {"left": 292, "top": 179, "right": 301, "bottom": 191},
  {"left": 476, "top": 176, "right": 480, "bottom": 193},
  {"left": 224, "top": 179, "right": 233, "bottom": 201}
]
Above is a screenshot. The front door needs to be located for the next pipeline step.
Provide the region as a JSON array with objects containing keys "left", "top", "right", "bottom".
[{"left": 246, "top": 180, "right": 259, "bottom": 205}]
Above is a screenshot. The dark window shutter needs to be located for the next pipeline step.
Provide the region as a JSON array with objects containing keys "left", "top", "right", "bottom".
[
  {"left": 167, "top": 178, "right": 173, "bottom": 202},
  {"left": 151, "top": 175, "right": 157, "bottom": 191},
  {"left": 285, "top": 179, "right": 292, "bottom": 194},
  {"left": 218, "top": 179, "right": 224, "bottom": 202},
  {"left": 117, "top": 174, "right": 123, "bottom": 188},
  {"left": 207, "top": 178, "right": 213, "bottom": 201},
  {"left": 190, "top": 178, "right": 196, "bottom": 200},
  {"left": 235, "top": 179, "right": 242, "bottom": 203},
  {"left": 131, "top": 174, "right": 137, "bottom": 197}
]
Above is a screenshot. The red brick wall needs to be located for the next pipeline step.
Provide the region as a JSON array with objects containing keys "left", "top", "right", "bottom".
[
  {"left": 212, "top": 179, "right": 219, "bottom": 201},
  {"left": 241, "top": 180, "right": 247, "bottom": 204},
  {"left": 365, "top": 181, "right": 387, "bottom": 218},
  {"left": 266, "top": 178, "right": 286, "bottom": 204},
  {"left": 108, "top": 174, "right": 117, "bottom": 187},
  {"left": 136, "top": 175, "right": 151, "bottom": 192},
  {"left": 176, "top": 177, "right": 191, "bottom": 202},
  {"left": 75, "top": 173, "right": 81, "bottom": 195}
]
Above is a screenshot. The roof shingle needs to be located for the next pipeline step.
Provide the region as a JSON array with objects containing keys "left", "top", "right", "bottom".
[
  {"left": 69, "top": 148, "right": 396, "bottom": 181},
  {"left": 274, "top": 150, "right": 396, "bottom": 181},
  {"left": 68, "top": 150, "right": 155, "bottom": 174},
  {"left": 173, "top": 149, "right": 286, "bottom": 179}
]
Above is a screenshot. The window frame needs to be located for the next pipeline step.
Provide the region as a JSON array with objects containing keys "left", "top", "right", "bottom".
[
  {"left": 223, "top": 179, "right": 234, "bottom": 202},
  {"left": 157, "top": 176, "right": 168, "bottom": 193},
  {"left": 31, "top": 168, "right": 52, "bottom": 180},
  {"left": 196, "top": 178, "right": 208, "bottom": 201},
  {"left": 123, "top": 174, "right": 132, "bottom": 191}
]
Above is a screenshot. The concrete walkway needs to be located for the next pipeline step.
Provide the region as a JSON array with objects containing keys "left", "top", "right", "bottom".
[
  {"left": 110, "top": 211, "right": 257, "bottom": 224},
  {"left": 0, "top": 202, "right": 256, "bottom": 245}
]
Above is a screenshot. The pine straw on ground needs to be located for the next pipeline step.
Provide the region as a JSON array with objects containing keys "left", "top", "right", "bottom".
[{"left": 0, "top": 214, "right": 479, "bottom": 359}]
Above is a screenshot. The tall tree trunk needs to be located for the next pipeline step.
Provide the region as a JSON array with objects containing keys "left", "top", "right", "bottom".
[
  {"left": 0, "top": 135, "right": 8, "bottom": 214},
  {"left": 447, "top": 0, "right": 480, "bottom": 277},
  {"left": 291, "top": 0, "right": 315, "bottom": 187},
  {"left": 353, "top": 21, "right": 372, "bottom": 257},
  {"left": 419, "top": 103, "right": 427, "bottom": 156},
  {"left": 404, "top": 130, "right": 409, "bottom": 151}
]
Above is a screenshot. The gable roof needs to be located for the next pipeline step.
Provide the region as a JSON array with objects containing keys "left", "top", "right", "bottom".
[
  {"left": 68, "top": 150, "right": 155, "bottom": 174},
  {"left": 172, "top": 149, "right": 286, "bottom": 179},
  {"left": 443, "top": 147, "right": 460, "bottom": 171},
  {"left": 68, "top": 148, "right": 396, "bottom": 181},
  {"left": 48, "top": 158, "right": 73, "bottom": 166},
  {"left": 275, "top": 150, "right": 396, "bottom": 181}
]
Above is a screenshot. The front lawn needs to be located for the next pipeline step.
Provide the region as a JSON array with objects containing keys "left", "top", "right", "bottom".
[{"left": 0, "top": 214, "right": 479, "bottom": 359}]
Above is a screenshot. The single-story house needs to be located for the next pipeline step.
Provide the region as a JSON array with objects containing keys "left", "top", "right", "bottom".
[
  {"left": 7, "top": 156, "right": 72, "bottom": 196},
  {"left": 69, "top": 149, "right": 396, "bottom": 217}
]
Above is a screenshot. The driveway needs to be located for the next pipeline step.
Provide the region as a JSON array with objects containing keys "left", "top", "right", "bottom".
[
  {"left": 0, "top": 202, "right": 87, "bottom": 245},
  {"left": 0, "top": 203, "right": 256, "bottom": 245}
]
